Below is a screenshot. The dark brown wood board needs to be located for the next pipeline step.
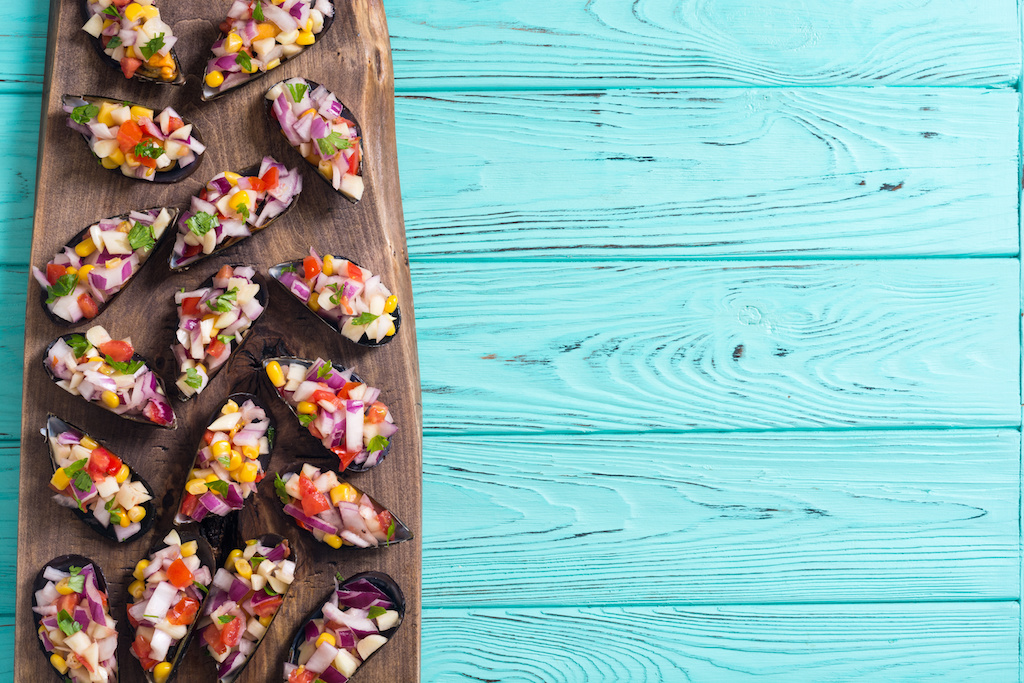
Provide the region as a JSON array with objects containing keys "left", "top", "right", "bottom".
[{"left": 16, "top": 1, "right": 421, "bottom": 681}]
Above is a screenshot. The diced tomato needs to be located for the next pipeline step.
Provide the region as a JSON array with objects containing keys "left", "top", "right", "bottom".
[
  {"left": 250, "top": 594, "right": 283, "bottom": 618},
  {"left": 104, "top": 453, "right": 123, "bottom": 476},
  {"left": 46, "top": 263, "right": 66, "bottom": 285},
  {"left": 367, "top": 401, "right": 389, "bottom": 424},
  {"left": 143, "top": 400, "right": 172, "bottom": 426},
  {"left": 378, "top": 510, "right": 394, "bottom": 538},
  {"left": 347, "top": 141, "right": 361, "bottom": 176},
  {"left": 167, "top": 558, "right": 193, "bottom": 589},
  {"left": 221, "top": 616, "right": 242, "bottom": 647},
  {"left": 117, "top": 120, "right": 143, "bottom": 154},
  {"left": 181, "top": 297, "right": 201, "bottom": 315},
  {"left": 338, "top": 381, "right": 361, "bottom": 400},
  {"left": 303, "top": 255, "right": 321, "bottom": 280},
  {"left": 332, "top": 446, "right": 361, "bottom": 471},
  {"left": 308, "top": 423, "right": 324, "bottom": 440},
  {"left": 346, "top": 261, "right": 363, "bottom": 282},
  {"left": 121, "top": 53, "right": 143, "bottom": 78},
  {"left": 99, "top": 340, "right": 134, "bottom": 362},
  {"left": 247, "top": 176, "right": 266, "bottom": 192},
  {"left": 203, "top": 430, "right": 215, "bottom": 445},
  {"left": 182, "top": 243, "right": 202, "bottom": 259},
  {"left": 127, "top": 610, "right": 139, "bottom": 629},
  {"left": 78, "top": 293, "right": 99, "bottom": 319},
  {"left": 167, "top": 116, "right": 184, "bottom": 132},
  {"left": 219, "top": 19, "right": 234, "bottom": 34},
  {"left": 198, "top": 188, "right": 208, "bottom": 201},
  {"left": 166, "top": 596, "right": 200, "bottom": 626},
  {"left": 179, "top": 492, "right": 199, "bottom": 518},
  {"left": 288, "top": 667, "right": 318, "bottom": 683},
  {"left": 298, "top": 476, "right": 330, "bottom": 516},
  {"left": 55, "top": 593, "right": 79, "bottom": 614},
  {"left": 312, "top": 390, "right": 343, "bottom": 412},
  {"left": 112, "top": 0, "right": 131, "bottom": 6},
  {"left": 135, "top": 152, "right": 157, "bottom": 170},
  {"left": 131, "top": 635, "right": 158, "bottom": 671},
  {"left": 260, "top": 166, "right": 279, "bottom": 190},
  {"left": 207, "top": 339, "right": 226, "bottom": 359},
  {"left": 216, "top": 265, "right": 234, "bottom": 280},
  {"left": 202, "top": 623, "right": 225, "bottom": 654},
  {"left": 86, "top": 447, "right": 112, "bottom": 478}
]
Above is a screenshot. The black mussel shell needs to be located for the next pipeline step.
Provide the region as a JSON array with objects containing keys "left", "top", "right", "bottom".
[
  {"left": 43, "top": 334, "right": 177, "bottom": 429},
  {"left": 78, "top": 0, "right": 186, "bottom": 86},
  {"left": 37, "top": 206, "right": 179, "bottom": 326},
  {"left": 44, "top": 415, "right": 157, "bottom": 543},
  {"left": 268, "top": 256, "right": 399, "bottom": 347},
  {"left": 286, "top": 572, "right": 405, "bottom": 680},
  {"left": 173, "top": 392, "right": 277, "bottom": 525},
  {"left": 174, "top": 267, "right": 269, "bottom": 401},
  {"left": 261, "top": 355, "right": 392, "bottom": 472}
]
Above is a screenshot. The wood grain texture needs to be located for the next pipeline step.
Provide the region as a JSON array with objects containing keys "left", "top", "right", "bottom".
[
  {"left": 421, "top": 603, "right": 1020, "bottom": 681},
  {"left": 395, "top": 89, "right": 1019, "bottom": 259},
  {"left": 421, "top": 431, "right": 1019, "bottom": 606},
  {"left": 413, "top": 259, "right": 1020, "bottom": 434},
  {"left": 16, "top": 1, "right": 421, "bottom": 681}
]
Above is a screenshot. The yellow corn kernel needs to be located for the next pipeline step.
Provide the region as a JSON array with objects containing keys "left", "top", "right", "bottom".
[
  {"left": 238, "top": 461, "right": 258, "bottom": 483},
  {"left": 297, "top": 401, "right": 317, "bottom": 415},
  {"left": 63, "top": 267, "right": 78, "bottom": 278},
  {"left": 55, "top": 578, "right": 75, "bottom": 595},
  {"left": 242, "top": 445, "right": 259, "bottom": 460},
  {"left": 384, "top": 295, "right": 398, "bottom": 314},
  {"left": 74, "top": 238, "right": 97, "bottom": 258},
  {"left": 224, "top": 548, "right": 243, "bottom": 569},
  {"left": 180, "top": 540, "right": 198, "bottom": 557},
  {"left": 79, "top": 436, "right": 98, "bottom": 449},
  {"left": 129, "top": 105, "right": 154, "bottom": 122},
  {"left": 221, "top": 399, "right": 239, "bottom": 414},
  {"left": 185, "top": 478, "right": 208, "bottom": 496},
  {"left": 265, "top": 361, "right": 285, "bottom": 387},
  {"left": 223, "top": 171, "right": 241, "bottom": 186},
  {"left": 153, "top": 662, "right": 173, "bottom": 683},
  {"left": 50, "top": 469, "right": 70, "bottom": 491},
  {"left": 128, "top": 505, "right": 146, "bottom": 523},
  {"left": 246, "top": 538, "right": 257, "bottom": 545},
  {"left": 259, "top": 615, "right": 273, "bottom": 627},
  {"left": 307, "top": 293, "right": 320, "bottom": 312},
  {"left": 234, "top": 558, "right": 252, "bottom": 579},
  {"left": 210, "top": 441, "right": 231, "bottom": 459},
  {"left": 101, "top": 391, "right": 120, "bottom": 408},
  {"left": 205, "top": 70, "right": 225, "bottom": 88},
  {"left": 115, "top": 463, "right": 130, "bottom": 484},
  {"left": 96, "top": 101, "right": 117, "bottom": 126},
  {"left": 255, "top": 22, "right": 279, "bottom": 40},
  {"left": 204, "top": 473, "right": 221, "bottom": 484},
  {"left": 119, "top": 512, "right": 131, "bottom": 528},
  {"left": 330, "top": 483, "right": 357, "bottom": 505},
  {"left": 305, "top": 17, "right": 313, "bottom": 31},
  {"left": 265, "top": 58, "right": 281, "bottom": 70},
  {"left": 323, "top": 533, "right": 343, "bottom": 549},
  {"left": 140, "top": 5, "right": 159, "bottom": 20},
  {"left": 76, "top": 264, "right": 94, "bottom": 284},
  {"left": 104, "top": 257, "right": 121, "bottom": 270},
  {"left": 322, "top": 254, "right": 335, "bottom": 276},
  {"left": 296, "top": 30, "right": 315, "bottom": 46},
  {"left": 231, "top": 191, "right": 251, "bottom": 211},
  {"left": 316, "top": 632, "right": 338, "bottom": 648},
  {"left": 124, "top": 46, "right": 135, "bottom": 60},
  {"left": 123, "top": 3, "right": 144, "bottom": 22},
  {"left": 101, "top": 156, "right": 120, "bottom": 170},
  {"left": 224, "top": 32, "right": 243, "bottom": 54},
  {"left": 127, "top": 579, "right": 145, "bottom": 601},
  {"left": 97, "top": 364, "right": 115, "bottom": 376},
  {"left": 386, "top": 323, "right": 396, "bottom": 337},
  {"left": 107, "top": 147, "right": 125, "bottom": 166},
  {"left": 50, "top": 654, "right": 69, "bottom": 674},
  {"left": 133, "top": 559, "right": 149, "bottom": 581}
]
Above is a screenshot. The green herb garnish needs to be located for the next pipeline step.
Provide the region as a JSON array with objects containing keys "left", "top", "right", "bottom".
[
  {"left": 133, "top": 140, "right": 163, "bottom": 160},
  {"left": 128, "top": 221, "right": 155, "bottom": 251},
  {"left": 298, "top": 414, "right": 315, "bottom": 428},
  {"left": 316, "top": 361, "right": 333, "bottom": 379},
  {"left": 217, "top": 334, "right": 235, "bottom": 345},
  {"left": 57, "top": 610, "right": 81, "bottom": 637},
  {"left": 46, "top": 274, "right": 78, "bottom": 303},
  {"left": 105, "top": 355, "right": 144, "bottom": 375},
  {"left": 208, "top": 288, "right": 238, "bottom": 313},
  {"left": 264, "top": 585, "right": 279, "bottom": 596},
  {"left": 386, "top": 519, "right": 396, "bottom": 541},
  {"left": 186, "top": 211, "right": 218, "bottom": 237},
  {"left": 217, "top": 453, "right": 231, "bottom": 468},
  {"left": 316, "top": 131, "right": 352, "bottom": 157},
  {"left": 70, "top": 104, "right": 99, "bottom": 125},
  {"left": 286, "top": 83, "right": 307, "bottom": 103},
  {"left": 101, "top": 6, "right": 120, "bottom": 18},
  {"left": 72, "top": 469, "right": 93, "bottom": 493},
  {"left": 267, "top": 426, "right": 275, "bottom": 448},
  {"left": 235, "top": 202, "right": 249, "bottom": 219},
  {"left": 65, "top": 334, "right": 92, "bottom": 358},
  {"left": 184, "top": 367, "right": 203, "bottom": 389},
  {"left": 106, "top": 36, "right": 122, "bottom": 49},
  {"left": 367, "top": 435, "right": 389, "bottom": 453},
  {"left": 279, "top": 264, "right": 298, "bottom": 274},
  {"left": 207, "top": 479, "right": 230, "bottom": 497},
  {"left": 273, "top": 473, "right": 290, "bottom": 504},
  {"left": 217, "top": 615, "right": 235, "bottom": 624},
  {"left": 193, "top": 581, "right": 209, "bottom": 594},
  {"left": 235, "top": 50, "right": 252, "bottom": 72},
  {"left": 327, "top": 283, "right": 345, "bottom": 305},
  {"left": 367, "top": 606, "right": 387, "bottom": 619},
  {"left": 253, "top": 0, "right": 264, "bottom": 22},
  {"left": 350, "top": 312, "right": 379, "bottom": 326},
  {"left": 139, "top": 33, "right": 165, "bottom": 61}
]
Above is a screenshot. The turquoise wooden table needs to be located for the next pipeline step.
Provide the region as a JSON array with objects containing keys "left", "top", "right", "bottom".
[{"left": 2, "top": 0, "right": 1022, "bottom": 680}]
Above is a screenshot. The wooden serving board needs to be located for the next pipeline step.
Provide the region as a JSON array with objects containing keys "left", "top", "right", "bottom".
[{"left": 16, "top": 1, "right": 421, "bottom": 681}]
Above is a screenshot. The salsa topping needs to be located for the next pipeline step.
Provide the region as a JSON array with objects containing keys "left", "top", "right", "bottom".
[{"left": 81, "top": 0, "right": 181, "bottom": 82}]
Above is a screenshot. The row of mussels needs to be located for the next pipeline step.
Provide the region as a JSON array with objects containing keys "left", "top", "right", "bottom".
[{"left": 32, "top": 1, "right": 409, "bottom": 682}]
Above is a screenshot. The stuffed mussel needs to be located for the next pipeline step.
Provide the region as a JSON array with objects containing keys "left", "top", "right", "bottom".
[
  {"left": 201, "top": 0, "right": 335, "bottom": 101},
  {"left": 174, "top": 393, "right": 275, "bottom": 525},
  {"left": 33, "top": 556, "right": 119, "bottom": 682},
  {"left": 266, "top": 77, "right": 363, "bottom": 201},
  {"left": 63, "top": 96, "right": 205, "bottom": 182},
  {"left": 172, "top": 265, "right": 267, "bottom": 400},
  {"left": 127, "top": 529, "right": 214, "bottom": 683},
  {"left": 44, "top": 415, "right": 155, "bottom": 543},
  {"left": 263, "top": 356, "right": 395, "bottom": 472},
  {"left": 169, "top": 157, "right": 302, "bottom": 270},
  {"left": 197, "top": 535, "right": 296, "bottom": 681},
  {"left": 32, "top": 207, "right": 176, "bottom": 325},
  {"left": 284, "top": 571, "right": 404, "bottom": 683},
  {"left": 270, "top": 248, "right": 399, "bottom": 346},
  {"left": 45, "top": 325, "right": 176, "bottom": 428},
  {"left": 80, "top": 0, "right": 184, "bottom": 84},
  {"left": 275, "top": 463, "right": 412, "bottom": 549}
]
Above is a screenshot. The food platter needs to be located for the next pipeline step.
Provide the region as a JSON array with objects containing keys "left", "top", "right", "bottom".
[{"left": 17, "top": 1, "right": 421, "bottom": 681}]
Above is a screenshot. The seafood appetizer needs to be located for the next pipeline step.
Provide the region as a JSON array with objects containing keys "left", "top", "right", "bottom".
[
  {"left": 197, "top": 535, "right": 296, "bottom": 681},
  {"left": 45, "top": 325, "right": 176, "bottom": 428},
  {"left": 284, "top": 572, "right": 404, "bottom": 683},
  {"left": 45, "top": 415, "right": 155, "bottom": 543},
  {"left": 175, "top": 394, "right": 274, "bottom": 525},
  {"left": 32, "top": 207, "right": 176, "bottom": 324},
  {"left": 128, "top": 529, "right": 214, "bottom": 682},
  {"left": 275, "top": 463, "right": 411, "bottom": 549},
  {"left": 270, "top": 249, "right": 399, "bottom": 346},
  {"left": 81, "top": 0, "right": 184, "bottom": 84},
  {"left": 33, "top": 556, "right": 118, "bottom": 682},
  {"left": 172, "top": 265, "right": 267, "bottom": 399},
  {"left": 264, "top": 357, "right": 395, "bottom": 471},
  {"left": 202, "top": 0, "right": 335, "bottom": 100},
  {"left": 169, "top": 157, "right": 302, "bottom": 270},
  {"left": 266, "top": 78, "right": 363, "bottom": 201},
  {"left": 63, "top": 96, "right": 205, "bottom": 182}
]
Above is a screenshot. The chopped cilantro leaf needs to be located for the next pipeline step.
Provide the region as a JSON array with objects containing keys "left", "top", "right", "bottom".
[
  {"left": 106, "top": 36, "right": 122, "bottom": 49},
  {"left": 46, "top": 274, "right": 78, "bottom": 304},
  {"left": 208, "top": 288, "right": 238, "bottom": 313},
  {"left": 253, "top": 0, "right": 264, "bottom": 22},
  {"left": 217, "top": 615, "right": 235, "bottom": 624},
  {"left": 105, "top": 355, "right": 144, "bottom": 375},
  {"left": 273, "top": 473, "right": 290, "bottom": 504},
  {"left": 101, "top": 6, "right": 120, "bottom": 18},
  {"left": 386, "top": 518, "right": 396, "bottom": 541},
  {"left": 328, "top": 283, "right": 345, "bottom": 305},
  {"left": 139, "top": 33, "right": 165, "bottom": 61},
  {"left": 193, "top": 581, "right": 209, "bottom": 594},
  {"left": 207, "top": 479, "right": 230, "bottom": 497},
  {"left": 316, "top": 361, "right": 333, "bottom": 379},
  {"left": 350, "top": 312, "right": 379, "bottom": 326},
  {"left": 57, "top": 610, "right": 81, "bottom": 637},
  {"left": 368, "top": 606, "right": 387, "bottom": 619},
  {"left": 133, "top": 140, "right": 163, "bottom": 160},
  {"left": 235, "top": 202, "right": 249, "bottom": 219},
  {"left": 298, "top": 414, "right": 315, "bottom": 428},
  {"left": 235, "top": 50, "right": 252, "bottom": 72},
  {"left": 70, "top": 104, "right": 99, "bottom": 125},
  {"left": 72, "top": 469, "right": 93, "bottom": 494},
  {"left": 316, "top": 131, "right": 352, "bottom": 157},
  {"left": 66, "top": 334, "right": 92, "bottom": 358},
  {"left": 367, "top": 435, "right": 389, "bottom": 453},
  {"left": 184, "top": 367, "right": 203, "bottom": 389},
  {"left": 286, "top": 83, "right": 308, "bottom": 103},
  {"left": 186, "top": 211, "right": 218, "bottom": 237},
  {"left": 128, "top": 221, "right": 155, "bottom": 251}
]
